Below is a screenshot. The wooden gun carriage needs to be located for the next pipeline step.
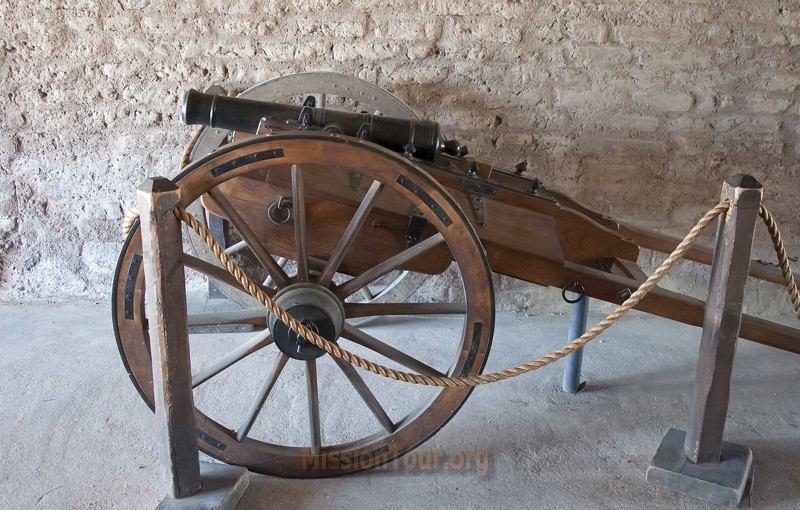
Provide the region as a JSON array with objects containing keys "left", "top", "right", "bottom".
[{"left": 114, "top": 72, "right": 799, "bottom": 479}]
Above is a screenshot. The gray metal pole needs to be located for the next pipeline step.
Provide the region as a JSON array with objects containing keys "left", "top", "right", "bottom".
[
  {"left": 684, "top": 174, "right": 762, "bottom": 464},
  {"left": 137, "top": 177, "right": 202, "bottom": 499},
  {"left": 562, "top": 293, "right": 589, "bottom": 394}
]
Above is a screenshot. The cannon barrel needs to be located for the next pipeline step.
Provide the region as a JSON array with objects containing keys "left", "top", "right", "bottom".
[{"left": 182, "top": 89, "right": 465, "bottom": 161}]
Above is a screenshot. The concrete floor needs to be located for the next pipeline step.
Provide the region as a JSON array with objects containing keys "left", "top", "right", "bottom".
[{"left": 2, "top": 300, "right": 799, "bottom": 509}]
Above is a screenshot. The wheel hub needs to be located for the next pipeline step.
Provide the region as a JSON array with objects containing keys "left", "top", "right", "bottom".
[{"left": 268, "top": 283, "right": 345, "bottom": 360}]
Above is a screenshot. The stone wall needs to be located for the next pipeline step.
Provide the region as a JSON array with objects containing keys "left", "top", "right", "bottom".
[{"left": 1, "top": 1, "right": 798, "bottom": 314}]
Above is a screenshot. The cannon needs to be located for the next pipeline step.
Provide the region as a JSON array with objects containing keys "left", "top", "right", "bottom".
[
  {"left": 113, "top": 72, "right": 799, "bottom": 479},
  {"left": 181, "top": 88, "right": 466, "bottom": 161}
]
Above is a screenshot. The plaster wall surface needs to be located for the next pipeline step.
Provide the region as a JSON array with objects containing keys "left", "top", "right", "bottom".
[{"left": 0, "top": 1, "right": 798, "bottom": 315}]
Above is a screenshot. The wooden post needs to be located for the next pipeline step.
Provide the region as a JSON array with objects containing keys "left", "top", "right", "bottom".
[
  {"left": 684, "top": 174, "right": 762, "bottom": 464},
  {"left": 137, "top": 177, "right": 202, "bottom": 499},
  {"left": 646, "top": 175, "right": 761, "bottom": 507}
]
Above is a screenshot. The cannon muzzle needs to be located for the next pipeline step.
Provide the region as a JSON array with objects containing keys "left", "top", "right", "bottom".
[{"left": 182, "top": 89, "right": 465, "bottom": 161}]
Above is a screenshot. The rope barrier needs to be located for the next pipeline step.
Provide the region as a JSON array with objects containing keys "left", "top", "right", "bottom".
[
  {"left": 179, "top": 127, "right": 204, "bottom": 170},
  {"left": 174, "top": 201, "right": 729, "bottom": 387},
  {"left": 759, "top": 205, "right": 800, "bottom": 319},
  {"left": 121, "top": 206, "right": 139, "bottom": 239}
]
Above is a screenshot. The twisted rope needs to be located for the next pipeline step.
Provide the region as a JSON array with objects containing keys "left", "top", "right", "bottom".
[
  {"left": 121, "top": 206, "right": 140, "bottom": 238},
  {"left": 179, "top": 127, "right": 204, "bottom": 170},
  {"left": 759, "top": 206, "right": 800, "bottom": 319},
  {"left": 174, "top": 201, "right": 730, "bottom": 387}
]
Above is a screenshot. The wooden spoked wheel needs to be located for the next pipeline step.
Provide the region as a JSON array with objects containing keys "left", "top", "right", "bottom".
[
  {"left": 186, "top": 72, "right": 426, "bottom": 314},
  {"left": 113, "top": 132, "right": 494, "bottom": 477}
]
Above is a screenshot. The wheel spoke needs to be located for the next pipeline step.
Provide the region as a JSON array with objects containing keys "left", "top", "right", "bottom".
[
  {"left": 336, "top": 233, "right": 445, "bottom": 299},
  {"left": 209, "top": 187, "right": 290, "bottom": 288},
  {"left": 318, "top": 180, "right": 384, "bottom": 286},
  {"left": 341, "top": 324, "right": 444, "bottom": 377},
  {"left": 263, "top": 257, "right": 288, "bottom": 288},
  {"left": 183, "top": 254, "right": 274, "bottom": 298},
  {"left": 292, "top": 165, "right": 309, "bottom": 283},
  {"left": 192, "top": 331, "right": 273, "bottom": 388},
  {"left": 306, "top": 359, "right": 322, "bottom": 454},
  {"left": 188, "top": 308, "right": 268, "bottom": 327},
  {"left": 344, "top": 302, "right": 465, "bottom": 319},
  {"left": 359, "top": 286, "right": 375, "bottom": 301},
  {"left": 236, "top": 353, "right": 289, "bottom": 442},
  {"left": 224, "top": 240, "right": 248, "bottom": 255},
  {"left": 332, "top": 356, "right": 395, "bottom": 433}
]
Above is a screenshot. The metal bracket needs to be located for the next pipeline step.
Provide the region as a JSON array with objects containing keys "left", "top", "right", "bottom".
[
  {"left": 298, "top": 106, "right": 313, "bottom": 130},
  {"left": 466, "top": 191, "right": 487, "bottom": 228},
  {"left": 456, "top": 175, "right": 496, "bottom": 229},
  {"left": 356, "top": 122, "right": 372, "bottom": 140},
  {"left": 457, "top": 176, "right": 497, "bottom": 196}
]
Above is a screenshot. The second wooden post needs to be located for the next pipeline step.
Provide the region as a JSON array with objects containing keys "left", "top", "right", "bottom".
[{"left": 646, "top": 174, "right": 762, "bottom": 508}]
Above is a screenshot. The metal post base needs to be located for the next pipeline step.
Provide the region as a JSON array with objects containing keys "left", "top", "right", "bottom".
[
  {"left": 156, "top": 462, "right": 250, "bottom": 510},
  {"left": 646, "top": 428, "right": 753, "bottom": 508}
]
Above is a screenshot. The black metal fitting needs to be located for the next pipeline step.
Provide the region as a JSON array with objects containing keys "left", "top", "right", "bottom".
[
  {"left": 406, "top": 215, "right": 428, "bottom": 247},
  {"left": 562, "top": 281, "right": 586, "bottom": 304}
]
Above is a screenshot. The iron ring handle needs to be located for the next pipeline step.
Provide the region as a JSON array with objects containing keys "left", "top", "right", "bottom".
[
  {"left": 561, "top": 281, "right": 586, "bottom": 304},
  {"left": 267, "top": 197, "right": 292, "bottom": 224}
]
